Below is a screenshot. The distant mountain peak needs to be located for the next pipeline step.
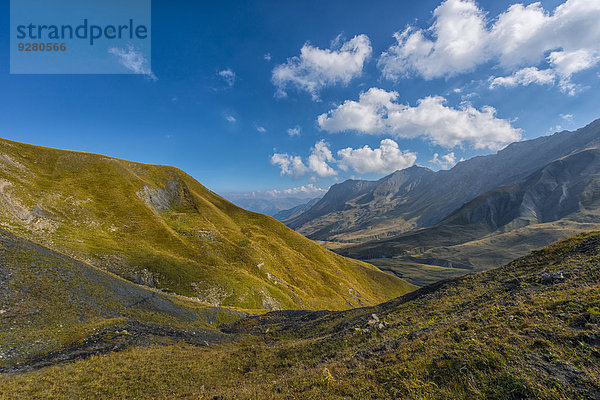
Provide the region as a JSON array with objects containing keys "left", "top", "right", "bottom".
[{"left": 285, "top": 117, "right": 600, "bottom": 243}]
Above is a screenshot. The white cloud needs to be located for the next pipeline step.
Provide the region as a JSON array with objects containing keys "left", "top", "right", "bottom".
[
  {"left": 560, "top": 113, "right": 573, "bottom": 121},
  {"left": 317, "top": 88, "right": 521, "bottom": 150},
  {"left": 256, "top": 126, "right": 267, "bottom": 133},
  {"left": 307, "top": 140, "right": 337, "bottom": 177},
  {"left": 378, "top": 0, "right": 600, "bottom": 93},
  {"left": 548, "top": 124, "right": 564, "bottom": 133},
  {"left": 338, "top": 139, "right": 417, "bottom": 174},
  {"left": 225, "top": 114, "right": 236, "bottom": 123},
  {"left": 264, "top": 53, "right": 272, "bottom": 61},
  {"left": 272, "top": 34, "right": 372, "bottom": 100},
  {"left": 490, "top": 67, "right": 556, "bottom": 88},
  {"left": 264, "top": 184, "right": 327, "bottom": 198},
  {"left": 430, "top": 152, "right": 457, "bottom": 169},
  {"left": 108, "top": 45, "right": 157, "bottom": 81},
  {"left": 287, "top": 126, "right": 301, "bottom": 137},
  {"left": 271, "top": 153, "right": 308, "bottom": 178},
  {"left": 271, "top": 140, "right": 337, "bottom": 179},
  {"left": 218, "top": 68, "right": 236, "bottom": 87},
  {"left": 379, "top": 0, "right": 488, "bottom": 80}
]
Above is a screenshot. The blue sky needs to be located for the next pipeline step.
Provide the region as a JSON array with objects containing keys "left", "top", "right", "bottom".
[{"left": 1, "top": 0, "right": 599, "bottom": 199}]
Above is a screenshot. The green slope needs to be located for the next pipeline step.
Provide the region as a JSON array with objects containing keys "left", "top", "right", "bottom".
[
  {"left": 0, "top": 138, "right": 413, "bottom": 311},
  {"left": 0, "top": 227, "right": 243, "bottom": 370},
  {"left": 2, "top": 232, "right": 599, "bottom": 399}
]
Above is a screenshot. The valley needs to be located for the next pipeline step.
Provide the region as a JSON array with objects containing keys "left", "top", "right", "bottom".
[
  {"left": 2, "top": 121, "right": 600, "bottom": 398},
  {"left": 2, "top": 232, "right": 599, "bottom": 398}
]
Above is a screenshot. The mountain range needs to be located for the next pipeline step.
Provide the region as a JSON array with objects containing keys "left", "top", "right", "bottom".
[
  {"left": 223, "top": 194, "right": 322, "bottom": 217},
  {"left": 282, "top": 119, "right": 600, "bottom": 284},
  {"left": 273, "top": 197, "right": 321, "bottom": 221}
]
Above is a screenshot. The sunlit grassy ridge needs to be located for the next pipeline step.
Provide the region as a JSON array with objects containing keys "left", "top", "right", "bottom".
[
  {"left": 2, "top": 232, "right": 599, "bottom": 399},
  {"left": 0, "top": 138, "right": 413, "bottom": 311}
]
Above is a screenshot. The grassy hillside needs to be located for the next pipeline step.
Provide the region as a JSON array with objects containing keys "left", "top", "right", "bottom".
[
  {"left": 0, "top": 138, "right": 413, "bottom": 311},
  {"left": 2, "top": 232, "right": 599, "bottom": 398},
  {"left": 0, "top": 227, "right": 243, "bottom": 371}
]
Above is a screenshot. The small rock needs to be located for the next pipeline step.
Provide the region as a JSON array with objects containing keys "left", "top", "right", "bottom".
[
  {"left": 503, "top": 278, "right": 521, "bottom": 291},
  {"left": 367, "top": 314, "right": 381, "bottom": 326},
  {"left": 540, "top": 272, "right": 565, "bottom": 284}
]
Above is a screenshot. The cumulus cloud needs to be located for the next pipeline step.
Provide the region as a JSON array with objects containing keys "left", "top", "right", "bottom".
[
  {"left": 489, "top": 67, "right": 556, "bottom": 88},
  {"left": 379, "top": 0, "right": 488, "bottom": 80},
  {"left": 225, "top": 114, "right": 236, "bottom": 123},
  {"left": 271, "top": 140, "right": 336, "bottom": 179},
  {"left": 272, "top": 34, "right": 372, "bottom": 100},
  {"left": 109, "top": 45, "right": 156, "bottom": 81},
  {"left": 378, "top": 0, "right": 600, "bottom": 94},
  {"left": 430, "top": 152, "right": 458, "bottom": 169},
  {"left": 218, "top": 68, "right": 236, "bottom": 87},
  {"left": 337, "top": 139, "right": 417, "bottom": 174},
  {"left": 271, "top": 153, "right": 308, "bottom": 178},
  {"left": 307, "top": 140, "right": 337, "bottom": 177},
  {"left": 271, "top": 140, "right": 338, "bottom": 179},
  {"left": 287, "top": 126, "right": 301, "bottom": 137},
  {"left": 317, "top": 88, "right": 521, "bottom": 150},
  {"left": 264, "top": 184, "right": 327, "bottom": 198},
  {"left": 256, "top": 126, "right": 267, "bottom": 133},
  {"left": 271, "top": 139, "right": 420, "bottom": 178}
]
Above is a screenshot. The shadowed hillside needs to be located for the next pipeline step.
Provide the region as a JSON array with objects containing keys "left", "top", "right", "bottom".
[{"left": 0, "top": 228, "right": 243, "bottom": 371}]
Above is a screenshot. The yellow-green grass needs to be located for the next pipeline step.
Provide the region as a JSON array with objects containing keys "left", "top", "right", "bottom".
[
  {"left": 0, "top": 228, "right": 244, "bottom": 368},
  {"left": 2, "top": 232, "right": 599, "bottom": 399},
  {"left": 0, "top": 138, "right": 414, "bottom": 311}
]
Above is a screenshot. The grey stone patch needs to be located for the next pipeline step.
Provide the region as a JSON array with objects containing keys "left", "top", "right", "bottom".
[
  {"left": 137, "top": 180, "right": 186, "bottom": 212},
  {"left": 540, "top": 272, "right": 565, "bottom": 284}
]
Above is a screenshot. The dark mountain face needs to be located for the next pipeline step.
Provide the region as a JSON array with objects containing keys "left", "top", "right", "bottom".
[
  {"left": 287, "top": 119, "right": 600, "bottom": 242},
  {"left": 446, "top": 149, "right": 600, "bottom": 228},
  {"left": 339, "top": 148, "right": 600, "bottom": 265}
]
